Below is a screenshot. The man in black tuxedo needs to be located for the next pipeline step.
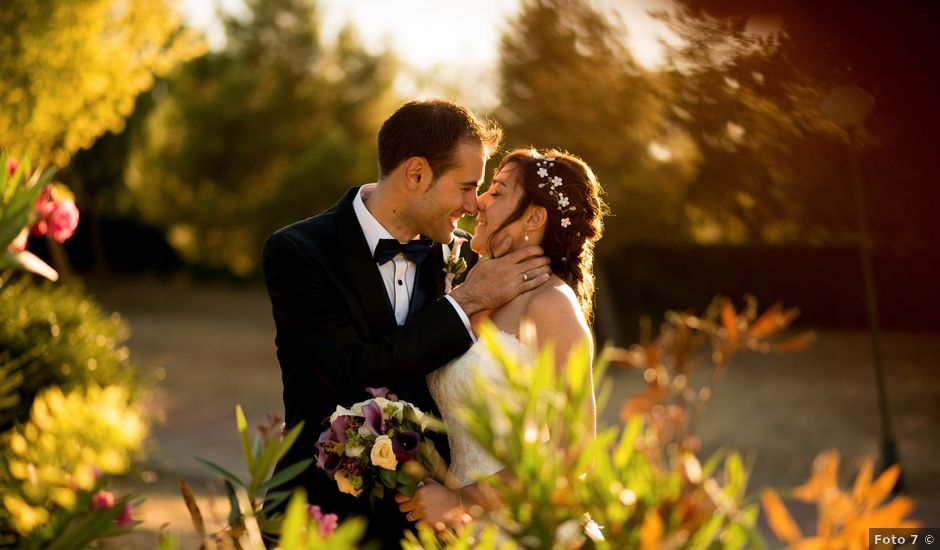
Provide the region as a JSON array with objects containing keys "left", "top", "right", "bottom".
[{"left": 262, "top": 99, "right": 551, "bottom": 548}]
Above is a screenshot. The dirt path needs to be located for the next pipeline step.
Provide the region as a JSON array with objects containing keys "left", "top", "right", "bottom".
[{"left": 89, "top": 279, "right": 940, "bottom": 548}]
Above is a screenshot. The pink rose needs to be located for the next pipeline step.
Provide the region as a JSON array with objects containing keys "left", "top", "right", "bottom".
[
  {"left": 116, "top": 502, "right": 134, "bottom": 527},
  {"left": 91, "top": 491, "right": 115, "bottom": 509},
  {"left": 46, "top": 199, "right": 79, "bottom": 243},
  {"left": 6, "top": 158, "right": 18, "bottom": 177}
]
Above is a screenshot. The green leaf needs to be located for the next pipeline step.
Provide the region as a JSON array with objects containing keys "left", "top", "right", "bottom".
[
  {"left": 258, "top": 458, "right": 314, "bottom": 492},
  {"left": 686, "top": 514, "right": 722, "bottom": 550},
  {"left": 250, "top": 420, "right": 305, "bottom": 492},
  {"left": 278, "top": 490, "right": 309, "bottom": 549},
  {"left": 47, "top": 499, "right": 126, "bottom": 550},
  {"left": 262, "top": 489, "right": 293, "bottom": 512},
  {"left": 194, "top": 455, "right": 246, "bottom": 488},
  {"left": 378, "top": 468, "right": 397, "bottom": 488},
  {"left": 236, "top": 405, "right": 253, "bottom": 471},
  {"left": 224, "top": 479, "right": 243, "bottom": 528}
]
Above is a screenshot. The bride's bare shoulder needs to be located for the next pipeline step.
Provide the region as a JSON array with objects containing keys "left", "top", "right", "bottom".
[{"left": 523, "top": 276, "right": 582, "bottom": 323}]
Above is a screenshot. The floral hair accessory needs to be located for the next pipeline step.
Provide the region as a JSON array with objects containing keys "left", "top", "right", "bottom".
[{"left": 535, "top": 155, "right": 577, "bottom": 229}]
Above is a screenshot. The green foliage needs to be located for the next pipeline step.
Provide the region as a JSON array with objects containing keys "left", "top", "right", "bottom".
[
  {"left": 178, "top": 407, "right": 319, "bottom": 545},
  {"left": 441, "top": 324, "right": 763, "bottom": 549},
  {"left": 122, "top": 0, "right": 399, "bottom": 276},
  {"left": 278, "top": 490, "right": 366, "bottom": 550},
  {"left": 0, "top": 0, "right": 205, "bottom": 167},
  {"left": 0, "top": 277, "right": 135, "bottom": 431}
]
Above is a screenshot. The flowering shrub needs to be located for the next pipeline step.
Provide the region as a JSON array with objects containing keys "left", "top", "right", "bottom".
[
  {"left": 0, "top": 384, "right": 145, "bottom": 546},
  {"left": 0, "top": 277, "right": 136, "bottom": 431}
]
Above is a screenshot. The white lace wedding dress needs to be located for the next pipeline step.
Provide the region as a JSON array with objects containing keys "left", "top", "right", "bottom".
[{"left": 427, "top": 330, "right": 529, "bottom": 489}]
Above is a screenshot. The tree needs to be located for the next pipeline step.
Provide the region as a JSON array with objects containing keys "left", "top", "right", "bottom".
[
  {"left": 123, "top": 0, "right": 399, "bottom": 275},
  {"left": 660, "top": 0, "right": 940, "bottom": 249},
  {"left": 0, "top": 0, "right": 204, "bottom": 166},
  {"left": 497, "top": 0, "right": 702, "bottom": 248}
]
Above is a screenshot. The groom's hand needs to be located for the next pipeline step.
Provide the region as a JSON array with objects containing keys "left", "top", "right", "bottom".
[{"left": 449, "top": 236, "right": 551, "bottom": 316}]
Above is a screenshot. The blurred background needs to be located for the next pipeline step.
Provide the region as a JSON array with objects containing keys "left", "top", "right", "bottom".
[{"left": 2, "top": 0, "right": 939, "bottom": 545}]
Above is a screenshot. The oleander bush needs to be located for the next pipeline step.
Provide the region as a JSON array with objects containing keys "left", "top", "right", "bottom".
[{"left": 0, "top": 276, "right": 137, "bottom": 431}]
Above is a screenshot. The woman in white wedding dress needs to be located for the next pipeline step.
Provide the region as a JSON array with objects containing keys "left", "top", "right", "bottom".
[{"left": 397, "top": 147, "right": 607, "bottom": 530}]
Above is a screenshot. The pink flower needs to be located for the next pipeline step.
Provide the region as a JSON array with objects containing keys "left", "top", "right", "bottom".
[
  {"left": 46, "top": 199, "right": 79, "bottom": 243},
  {"left": 30, "top": 219, "right": 48, "bottom": 237},
  {"left": 34, "top": 186, "right": 56, "bottom": 218},
  {"left": 306, "top": 504, "right": 338, "bottom": 536},
  {"left": 319, "top": 513, "right": 338, "bottom": 536},
  {"left": 6, "top": 158, "right": 18, "bottom": 178},
  {"left": 91, "top": 491, "right": 115, "bottom": 509},
  {"left": 116, "top": 502, "right": 134, "bottom": 527}
]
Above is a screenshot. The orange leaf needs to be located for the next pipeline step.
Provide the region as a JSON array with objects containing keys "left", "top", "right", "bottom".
[
  {"left": 864, "top": 464, "right": 901, "bottom": 509},
  {"left": 773, "top": 332, "right": 817, "bottom": 353},
  {"left": 792, "top": 537, "right": 830, "bottom": 550},
  {"left": 620, "top": 386, "right": 666, "bottom": 420},
  {"left": 793, "top": 450, "right": 840, "bottom": 502},
  {"left": 761, "top": 488, "right": 803, "bottom": 544},
  {"left": 639, "top": 510, "right": 664, "bottom": 550},
  {"left": 721, "top": 299, "right": 738, "bottom": 344},
  {"left": 747, "top": 303, "right": 783, "bottom": 340},
  {"left": 851, "top": 457, "right": 875, "bottom": 504}
]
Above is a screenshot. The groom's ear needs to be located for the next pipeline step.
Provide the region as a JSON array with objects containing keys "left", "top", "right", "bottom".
[
  {"left": 403, "top": 156, "right": 432, "bottom": 191},
  {"left": 524, "top": 205, "right": 548, "bottom": 232}
]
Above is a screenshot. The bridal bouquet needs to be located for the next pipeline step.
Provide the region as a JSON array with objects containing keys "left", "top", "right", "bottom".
[{"left": 316, "top": 387, "right": 441, "bottom": 501}]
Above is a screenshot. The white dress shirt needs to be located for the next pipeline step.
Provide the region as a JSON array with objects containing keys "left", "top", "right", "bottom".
[{"left": 353, "top": 187, "right": 473, "bottom": 335}]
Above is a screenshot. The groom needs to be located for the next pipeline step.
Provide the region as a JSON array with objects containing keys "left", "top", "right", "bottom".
[{"left": 262, "top": 99, "right": 551, "bottom": 548}]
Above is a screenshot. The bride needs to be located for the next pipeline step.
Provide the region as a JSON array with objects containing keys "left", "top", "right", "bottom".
[{"left": 396, "top": 147, "right": 607, "bottom": 530}]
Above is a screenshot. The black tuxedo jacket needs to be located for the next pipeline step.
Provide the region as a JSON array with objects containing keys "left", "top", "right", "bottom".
[{"left": 261, "top": 186, "right": 476, "bottom": 548}]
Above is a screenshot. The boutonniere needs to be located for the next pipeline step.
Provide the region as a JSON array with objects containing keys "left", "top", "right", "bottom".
[{"left": 442, "top": 236, "right": 468, "bottom": 293}]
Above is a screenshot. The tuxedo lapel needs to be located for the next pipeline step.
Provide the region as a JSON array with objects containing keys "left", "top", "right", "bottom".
[
  {"left": 333, "top": 187, "right": 398, "bottom": 333},
  {"left": 407, "top": 241, "right": 445, "bottom": 322}
]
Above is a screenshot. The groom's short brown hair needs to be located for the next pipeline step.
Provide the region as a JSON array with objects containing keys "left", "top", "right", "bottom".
[{"left": 377, "top": 99, "right": 502, "bottom": 178}]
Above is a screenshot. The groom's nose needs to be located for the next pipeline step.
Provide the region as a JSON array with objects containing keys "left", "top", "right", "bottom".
[{"left": 463, "top": 196, "right": 479, "bottom": 216}]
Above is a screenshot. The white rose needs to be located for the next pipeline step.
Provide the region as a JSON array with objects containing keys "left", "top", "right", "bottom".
[
  {"left": 370, "top": 435, "right": 398, "bottom": 470},
  {"left": 334, "top": 471, "right": 362, "bottom": 497},
  {"left": 345, "top": 444, "right": 365, "bottom": 457}
]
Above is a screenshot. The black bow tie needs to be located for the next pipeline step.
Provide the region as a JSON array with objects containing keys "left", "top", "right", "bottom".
[{"left": 373, "top": 238, "right": 433, "bottom": 266}]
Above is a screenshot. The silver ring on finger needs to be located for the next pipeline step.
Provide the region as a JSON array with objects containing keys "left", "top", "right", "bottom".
[{"left": 522, "top": 271, "right": 529, "bottom": 282}]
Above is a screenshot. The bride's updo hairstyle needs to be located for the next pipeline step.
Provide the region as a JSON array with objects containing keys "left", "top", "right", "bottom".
[{"left": 487, "top": 148, "right": 607, "bottom": 321}]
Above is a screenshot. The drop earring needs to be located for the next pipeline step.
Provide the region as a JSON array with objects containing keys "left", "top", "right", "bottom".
[{"left": 524, "top": 230, "right": 529, "bottom": 242}]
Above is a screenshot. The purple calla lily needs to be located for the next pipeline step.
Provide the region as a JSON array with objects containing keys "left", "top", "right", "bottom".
[
  {"left": 363, "top": 401, "right": 385, "bottom": 435},
  {"left": 316, "top": 430, "right": 342, "bottom": 476},
  {"left": 392, "top": 431, "right": 421, "bottom": 463},
  {"left": 330, "top": 416, "right": 353, "bottom": 443}
]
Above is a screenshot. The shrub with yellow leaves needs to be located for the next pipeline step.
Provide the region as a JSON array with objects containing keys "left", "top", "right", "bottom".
[{"left": 0, "top": 383, "right": 147, "bottom": 546}]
